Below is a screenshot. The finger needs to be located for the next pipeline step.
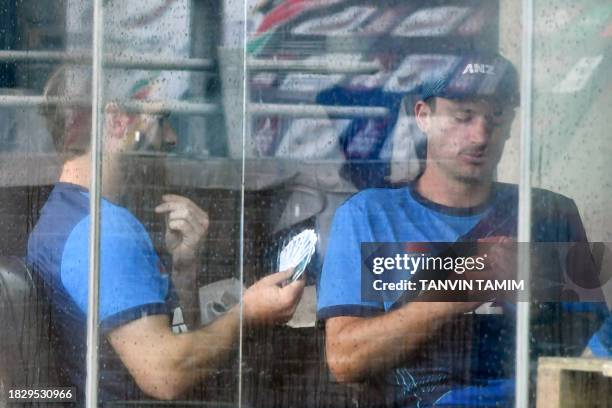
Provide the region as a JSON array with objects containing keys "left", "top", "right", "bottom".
[
  {"left": 156, "top": 200, "right": 205, "bottom": 218},
  {"left": 167, "top": 209, "right": 207, "bottom": 228},
  {"left": 168, "top": 216, "right": 207, "bottom": 235},
  {"left": 162, "top": 194, "right": 207, "bottom": 215},
  {"left": 158, "top": 201, "right": 209, "bottom": 230},
  {"left": 169, "top": 218, "right": 207, "bottom": 244},
  {"left": 168, "top": 218, "right": 206, "bottom": 241},
  {"left": 188, "top": 210, "right": 209, "bottom": 232},
  {"left": 166, "top": 207, "right": 191, "bottom": 220},
  {"left": 156, "top": 195, "right": 200, "bottom": 211},
  {"left": 283, "top": 277, "right": 306, "bottom": 300},
  {"left": 168, "top": 219, "right": 196, "bottom": 237},
  {"left": 163, "top": 197, "right": 205, "bottom": 218},
  {"left": 281, "top": 276, "right": 305, "bottom": 298},
  {"left": 162, "top": 206, "right": 209, "bottom": 232},
  {"left": 261, "top": 269, "right": 293, "bottom": 285},
  {"left": 155, "top": 201, "right": 184, "bottom": 214},
  {"left": 162, "top": 194, "right": 196, "bottom": 204}
]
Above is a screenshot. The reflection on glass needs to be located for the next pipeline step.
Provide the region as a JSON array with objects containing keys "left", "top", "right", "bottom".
[
  {"left": 317, "top": 51, "right": 525, "bottom": 407},
  {"left": 530, "top": 0, "right": 612, "bottom": 405},
  {"left": 246, "top": 0, "right": 609, "bottom": 407},
  {"left": 3, "top": 0, "right": 610, "bottom": 406},
  {"left": 1, "top": 1, "right": 81, "bottom": 405},
  {"left": 20, "top": 1, "right": 307, "bottom": 405},
  {"left": 245, "top": 0, "right": 510, "bottom": 406}
]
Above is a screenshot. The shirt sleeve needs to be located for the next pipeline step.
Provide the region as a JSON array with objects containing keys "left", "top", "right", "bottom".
[
  {"left": 61, "top": 207, "right": 169, "bottom": 331},
  {"left": 588, "top": 315, "right": 612, "bottom": 357},
  {"left": 559, "top": 197, "right": 611, "bottom": 356},
  {"left": 317, "top": 201, "right": 384, "bottom": 320}
]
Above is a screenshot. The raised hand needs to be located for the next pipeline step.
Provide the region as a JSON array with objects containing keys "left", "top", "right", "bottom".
[{"left": 154, "top": 194, "right": 209, "bottom": 271}]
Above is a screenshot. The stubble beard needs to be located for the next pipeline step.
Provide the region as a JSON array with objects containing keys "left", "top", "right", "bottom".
[{"left": 436, "top": 156, "right": 494, "bottom": 186}]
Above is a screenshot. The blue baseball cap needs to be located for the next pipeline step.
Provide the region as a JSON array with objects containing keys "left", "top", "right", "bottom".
[{"left": 417, "top": 52, "right": 519, "bottom": 106}]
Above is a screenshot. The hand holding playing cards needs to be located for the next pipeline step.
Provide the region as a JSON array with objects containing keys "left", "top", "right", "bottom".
[
  {"left": 243, "top": 269, "right": 305, "bottom": 325},
  {"left": 278, "top": 230, "right": 317, "bottom": 282},
  {"left": 155, "top": 194, "right": 209, "bottom": 271}
]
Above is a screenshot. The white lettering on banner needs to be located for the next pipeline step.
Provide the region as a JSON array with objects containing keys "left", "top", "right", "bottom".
[
  {"left": 372, "top": 279, "right": 525, "bottom": 292},
  {"left": 419, "top": 279, "right": 473, "bottom": 291},
  {"left": 373, "top": 279, "right": 417, "bottom": 291}
]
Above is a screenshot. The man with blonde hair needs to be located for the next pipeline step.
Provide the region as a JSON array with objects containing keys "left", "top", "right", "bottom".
[{"left": 28, "top": 66, "right": 305, "bottom": 404}]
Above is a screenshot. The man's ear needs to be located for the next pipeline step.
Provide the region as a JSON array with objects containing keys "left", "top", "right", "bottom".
[
  {"left": 104, "top": 102, "right": 130, "bottom": 139},
  {"left": 413, "top": 100, "right": 432, "bottom": 133}
]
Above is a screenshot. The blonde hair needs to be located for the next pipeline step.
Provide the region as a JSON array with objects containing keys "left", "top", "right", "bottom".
[{"left": 40, "top": 65, "right": 92, "bottom": 163}]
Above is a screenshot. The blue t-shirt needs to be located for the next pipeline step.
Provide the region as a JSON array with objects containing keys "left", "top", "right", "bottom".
[
  {"left": 317, "top": 183, "right": 609, "bottom": 407},
  {"left": 27, "top": 183, "right": 173, "bottom": 404}
]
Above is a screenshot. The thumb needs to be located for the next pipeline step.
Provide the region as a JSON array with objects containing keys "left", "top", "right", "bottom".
[
  {"left": 284, "top": 275, "right": 306, "bottom": 293},
  {"left": 279, "top": 277, "right": 305, "bottom": 305}
]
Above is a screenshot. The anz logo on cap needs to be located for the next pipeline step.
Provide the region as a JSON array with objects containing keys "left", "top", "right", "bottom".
[{"left": 462, "top": 63, "right": 495, "bottom": 75}]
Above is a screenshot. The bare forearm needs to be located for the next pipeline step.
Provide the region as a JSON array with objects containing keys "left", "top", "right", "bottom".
[
  {"left": 172, "top": 261, "right": 200, "bottom": 327},
  {"left": 110, "top": 309, "right": 241, "bottom": 400},
  {"left": 162, "top": 307, "right": 241, "bottom": 397},
  {"left": 326, "top": 302, "right": 475, "bottom": 382},
  {"left": 110, "top": 269, "right": 304, "bottom": 400}
]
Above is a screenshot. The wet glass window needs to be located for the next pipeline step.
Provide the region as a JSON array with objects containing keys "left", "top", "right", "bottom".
[{"left": 1, "top": 1, "right": 610, "bottom": 407}]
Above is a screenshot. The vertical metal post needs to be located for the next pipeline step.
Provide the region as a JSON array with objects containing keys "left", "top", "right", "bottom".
[
  {"left": 85, "top": 0, "right": 104, "bottom": 406},
  {"left": 516, "top": 0, "right": 534, "bottom": 406},
  {"left": 238, "top": 0, "right": 248, "bottom": 406},
  {"left": 188, "top": 1, "right": 220, "bottom": 156}
]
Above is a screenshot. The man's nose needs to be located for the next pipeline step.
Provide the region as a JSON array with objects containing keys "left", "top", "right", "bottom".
[
  {"left": 468, "top": 116, "right": 492, "bottom": 145},
  {"left": 162, "top": 122, "right": 178, "bottom": 148}
]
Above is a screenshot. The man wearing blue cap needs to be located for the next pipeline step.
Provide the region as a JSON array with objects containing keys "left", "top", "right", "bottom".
[{"left": 317, "top": 52, "right": 609, "bottom": 406}]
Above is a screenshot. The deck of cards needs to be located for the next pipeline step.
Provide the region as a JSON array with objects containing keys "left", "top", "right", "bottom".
[{"left": 278, "top": 229, "right": 318, "bottom": 283}]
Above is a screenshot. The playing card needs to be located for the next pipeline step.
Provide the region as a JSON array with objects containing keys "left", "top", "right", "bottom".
[{"left": 278, "top": 229, "right": 318, "bottom": 282}]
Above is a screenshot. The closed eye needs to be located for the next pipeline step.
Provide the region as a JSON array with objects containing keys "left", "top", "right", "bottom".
[{"left": 454, "top": 115, "right": 472, "bottom": 123}]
